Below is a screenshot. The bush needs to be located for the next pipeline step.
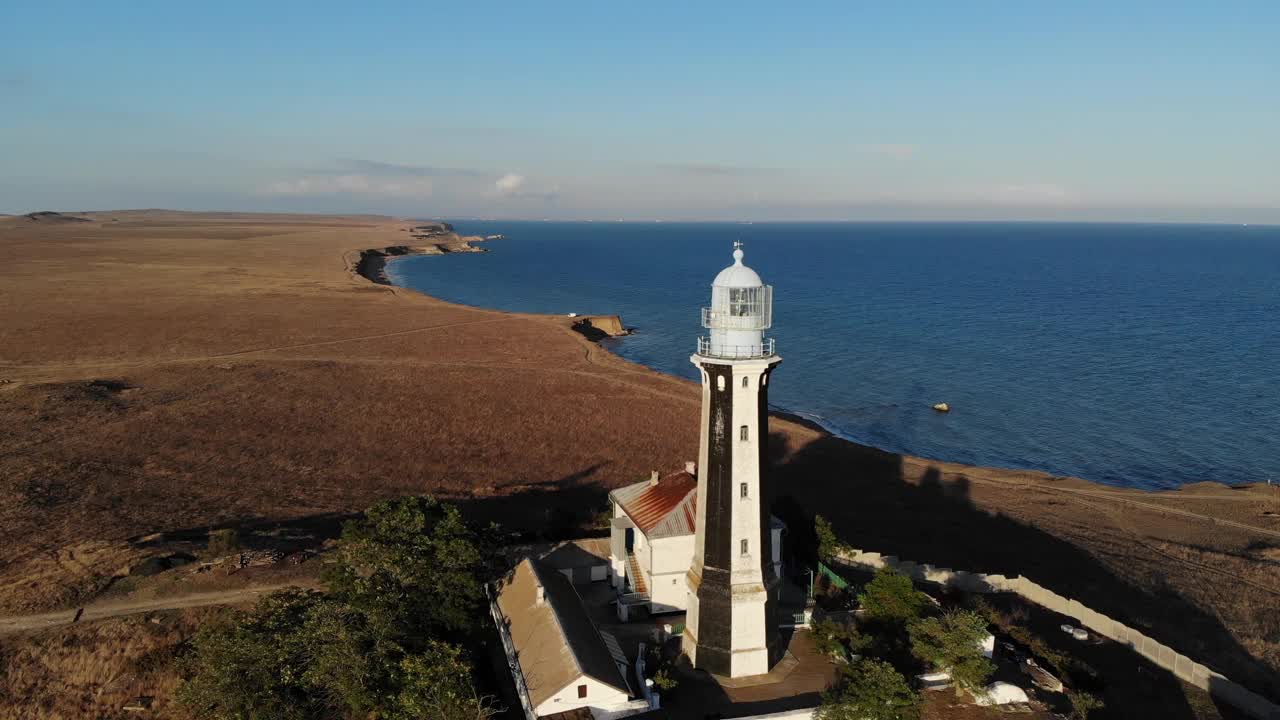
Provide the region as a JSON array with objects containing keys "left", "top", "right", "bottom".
[
  {"left": 817, "top": 658, "right": 920, "bottom": 720},
  {"left": 179, "top": 496, "right": 499, "bottom": 720},
  {"left": 652, "top": 668, "right": 678, "bottom": 692},
  {"left": 1067, "top": 689, "right": 1104, "bottom": 719},
  {"left": 325, "top": 496, "right": 486, "bottom": 640},
  {"left": 393, "top": 641, "right": 500, "bottom": 720},
  {"left": 908, "top": 609, "right": 994, "bottom": 696},
  {"left": 813, "top": 618, "right": 869, "bottom": 661},
  {"left": 857, "top": 568, "right": 928, "bottom": 625},
  {"left": 815, "top": 515, "right": 846, "bottom": 563},
  {"left": 177, "top": 590, "right": 326, "bottom": 720}
]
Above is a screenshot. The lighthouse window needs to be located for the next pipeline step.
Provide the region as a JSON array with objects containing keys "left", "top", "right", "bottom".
[
  {"left": 740, "top": 539, "right": 749, "bottom": 556},
  {"left": 739, "top": 425, "right": 749, "bottom": 441},
  {"left": 742, "top": 377, "right": 748, "bottom": 388},
  {"left": 717, "top": 376, "right": 725, "bottom": 391},
  {"left": 740, "top": 483, "right": 748, "bottom": 498}
]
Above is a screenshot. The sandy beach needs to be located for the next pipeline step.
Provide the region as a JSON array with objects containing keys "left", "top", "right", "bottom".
[{"left": 1, "top": 211, "right": 1276, "bottom": 707}]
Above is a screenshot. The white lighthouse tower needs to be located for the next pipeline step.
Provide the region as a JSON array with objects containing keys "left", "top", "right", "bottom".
[{"left": 682, "top": 242, "right": 782, "bottom": 678}]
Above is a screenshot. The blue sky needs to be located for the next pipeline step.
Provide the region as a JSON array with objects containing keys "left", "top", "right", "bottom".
[{"left": 2, "top": 1, "right": 1278, "bottom": 221}]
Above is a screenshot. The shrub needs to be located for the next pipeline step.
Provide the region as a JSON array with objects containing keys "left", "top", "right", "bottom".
[
  {"left": 857, "top": 568, "right": 928, "bottom": 625},
  {"left": 815, "top": 515, "right": 846, "bottom": 563},
  {"left": 177, "top": 590, "right": 325, "bottom": 720},
  {"left": 179, "top": 497, "right": 497, "bottom": 720},
  {"left": 652, "top": 668, "right": 678, "bottom": 692},
  {"left": 392, "top": 641, "right": 500, "bottom": 720},
  {"left": 1067, "top": 689, "right": 1105, "bottom": 719},
  {"left": 908, "top": 609, "right": 994, "bottom": 696},
  {"left": 325, "top": 496, "right": 485, "bottom": 640},
  {"left": 817, "top": 658, "right": 920, "bottom": 720},
  {"left": 813, "top": 618, "right": 869, "bottom": 661}
]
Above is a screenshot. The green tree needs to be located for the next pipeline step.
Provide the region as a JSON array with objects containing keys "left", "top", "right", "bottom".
[
  {"left": 180, "top": 496, "right": 498, "bottom": 720},
  {"left": 391, "top": 640, "right": 500, "bottom": 720},
  {"left": 813, "top": 618, "right": 870, "bottom": 661},
  {"left": 815, "top": 515, "right": 844, "bottom": 564},
  {"left": 816, "top": 658, "right": 920, "bottom": 720},
  {"left": 299, "top": 598, "right": 402, "bottom": 715},
  {"left": 908, "top": 609, "right": 994, "bottom": 696},
  {"left": 326, "top": 496, "right": 485, "bottom": 639},
  {"left": 177, "top": 590, "right": 325, "bottom": 720},
  {"left": 857, "top": 568, "right": 928, "bottom": 625}
]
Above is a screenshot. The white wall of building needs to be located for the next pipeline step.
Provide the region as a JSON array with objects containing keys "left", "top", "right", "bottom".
[
  {"left": 533, "top": 676, "right": 634, "bottom": 719},
  {"left": 647, "top": 534, "right": 694, "bottom": 612}
]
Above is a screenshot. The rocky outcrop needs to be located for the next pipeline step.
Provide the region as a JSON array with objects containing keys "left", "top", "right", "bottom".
[{"left": 572, "top": 315, "right": 632, "bottom": 341}]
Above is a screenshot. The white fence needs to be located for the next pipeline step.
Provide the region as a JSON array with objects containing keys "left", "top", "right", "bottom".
[{"left": 833, "top": 548, "right": 1280, "bottom": 720}]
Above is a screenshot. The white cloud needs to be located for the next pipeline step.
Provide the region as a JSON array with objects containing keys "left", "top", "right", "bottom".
[
  {"left": 261, "top": 174, "right": 434, "bottom": 198},
  {"left": 495, "top": 173, "right": 526, "bottom": 194}
]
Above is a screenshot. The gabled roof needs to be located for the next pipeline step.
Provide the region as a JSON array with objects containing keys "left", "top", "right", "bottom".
[
  {"left": 495, "top": 558, "right": 631, "bottom": 708},
  {"left": 609, "top": 470, "right": 697, "bottom": 539}
]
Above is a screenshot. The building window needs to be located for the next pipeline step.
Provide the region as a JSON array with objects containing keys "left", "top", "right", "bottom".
[
  {"left": 742, "top": 376, "right": 749, "bottom": 388},
  {"left": 740, "top": 482, "right": 748, "bottom": 498},
  {"left": 740, "top": 539, "right": 749, "bottom": 556},
  {"left": 578, "top": 684, "right": 587, "bottom": 699},
  {"left": 739, "top": 425, "right": 749, "bottom": 441},
  {"left": 717, "top": 376, "right": 725, "bottom": 391}
]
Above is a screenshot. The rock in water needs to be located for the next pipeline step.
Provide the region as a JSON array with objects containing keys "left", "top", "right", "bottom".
[{"left": 933, "top": 402, "right": 950, "bottom": 413}]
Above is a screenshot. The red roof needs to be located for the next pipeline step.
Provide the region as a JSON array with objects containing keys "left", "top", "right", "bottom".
[{"left": 609, "top": 470, "right": 697, "bottom": 538}]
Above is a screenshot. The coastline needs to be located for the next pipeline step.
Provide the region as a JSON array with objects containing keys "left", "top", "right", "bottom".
[
  {"left": 365, "top": 242, "right": 1266, "bottom": 496},
  {"left": 1, "top": 212, "right": 1274, "bottom": 708}
]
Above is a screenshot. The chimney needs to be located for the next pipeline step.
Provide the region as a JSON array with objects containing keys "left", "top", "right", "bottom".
[
  {"left": 685, "top": 461, "right": 697, "bottom": 476},
  {"left": 535, "top": 583, "right": 545, "bottom": 605},
  {"left": 649, "top": 470, "right": 660, "bottom": 486}
]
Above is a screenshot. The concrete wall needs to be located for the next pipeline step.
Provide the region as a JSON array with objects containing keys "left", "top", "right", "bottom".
[
  {"left": 732, "top": 710, "right": 817, "bottom": 720},
  {"left": 833, "top": 548, "right": 1280, "bottom": 720}
]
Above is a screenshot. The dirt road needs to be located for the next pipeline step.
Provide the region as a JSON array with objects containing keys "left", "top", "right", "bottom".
[{"left": 0, "top": 583, "right": 313, "bottom": 635}]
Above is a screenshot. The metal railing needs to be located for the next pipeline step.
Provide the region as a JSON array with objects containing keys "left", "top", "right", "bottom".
[{"left": 697, "top": 337, "right": 775, "bottom": 359}]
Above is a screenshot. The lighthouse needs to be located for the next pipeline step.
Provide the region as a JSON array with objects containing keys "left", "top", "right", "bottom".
[{"left": 682, "top": 242, "right": 781, "bottom": 678}]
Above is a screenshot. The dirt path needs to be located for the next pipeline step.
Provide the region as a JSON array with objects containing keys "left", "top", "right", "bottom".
[{"left": 0, "top": 583, "right": 313, "bottom": 635}]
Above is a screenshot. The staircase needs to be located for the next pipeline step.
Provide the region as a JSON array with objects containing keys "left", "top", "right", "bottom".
[{"left": 627, "top": 554, "right": 648, "bottom": 596}]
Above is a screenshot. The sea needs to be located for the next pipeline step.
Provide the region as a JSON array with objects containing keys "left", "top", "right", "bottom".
[{"left": 386, "top": 221, "right": 1280, "bottom": 491}]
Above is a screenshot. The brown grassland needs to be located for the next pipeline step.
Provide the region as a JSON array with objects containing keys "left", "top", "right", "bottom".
[{"left": 0, "top": 211, "right": 1277, "bottom": 717}]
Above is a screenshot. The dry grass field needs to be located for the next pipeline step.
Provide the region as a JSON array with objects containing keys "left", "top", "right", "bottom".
[
  {"left": 1, "top": 211, "right": 1277, "bottom": 716},
  {"left": 0, "top": 607, "right": 219, "bottom": 720}
]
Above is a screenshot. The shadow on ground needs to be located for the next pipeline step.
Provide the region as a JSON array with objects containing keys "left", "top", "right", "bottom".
[{"left": 141, "top": 433, "right": 1271, "bottom": 718}]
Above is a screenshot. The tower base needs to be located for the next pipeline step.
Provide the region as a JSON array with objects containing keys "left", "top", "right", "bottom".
[{"left": 683, "top": 567, "right": 779, "bottom": 677}]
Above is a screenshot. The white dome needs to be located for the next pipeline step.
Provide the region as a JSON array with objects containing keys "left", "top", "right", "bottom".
[{"left": 712, "top": 245, "right": 764, "bottom": 288}]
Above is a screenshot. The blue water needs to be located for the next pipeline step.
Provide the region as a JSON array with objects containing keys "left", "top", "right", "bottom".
[{"left": 387, "top": 221, "right": 1280, "bottom": 491}]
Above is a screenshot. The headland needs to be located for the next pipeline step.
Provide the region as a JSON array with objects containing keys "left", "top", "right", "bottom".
[{"left": 0, "top": 211, "right": 1276, "bottom": 713}]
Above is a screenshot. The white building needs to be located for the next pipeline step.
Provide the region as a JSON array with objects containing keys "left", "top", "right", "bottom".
[
  {"left": 608, "top": 243, "right": 788, "bottom": 678},
  {"left": 609, "top": 465, "right": 698, "bottom": 615},
  {"left": 491, "top": 558, "right": 648, "bottom": 720},
  {"left": 608, "top": 466, "right": 785, "bottom": 620}
]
